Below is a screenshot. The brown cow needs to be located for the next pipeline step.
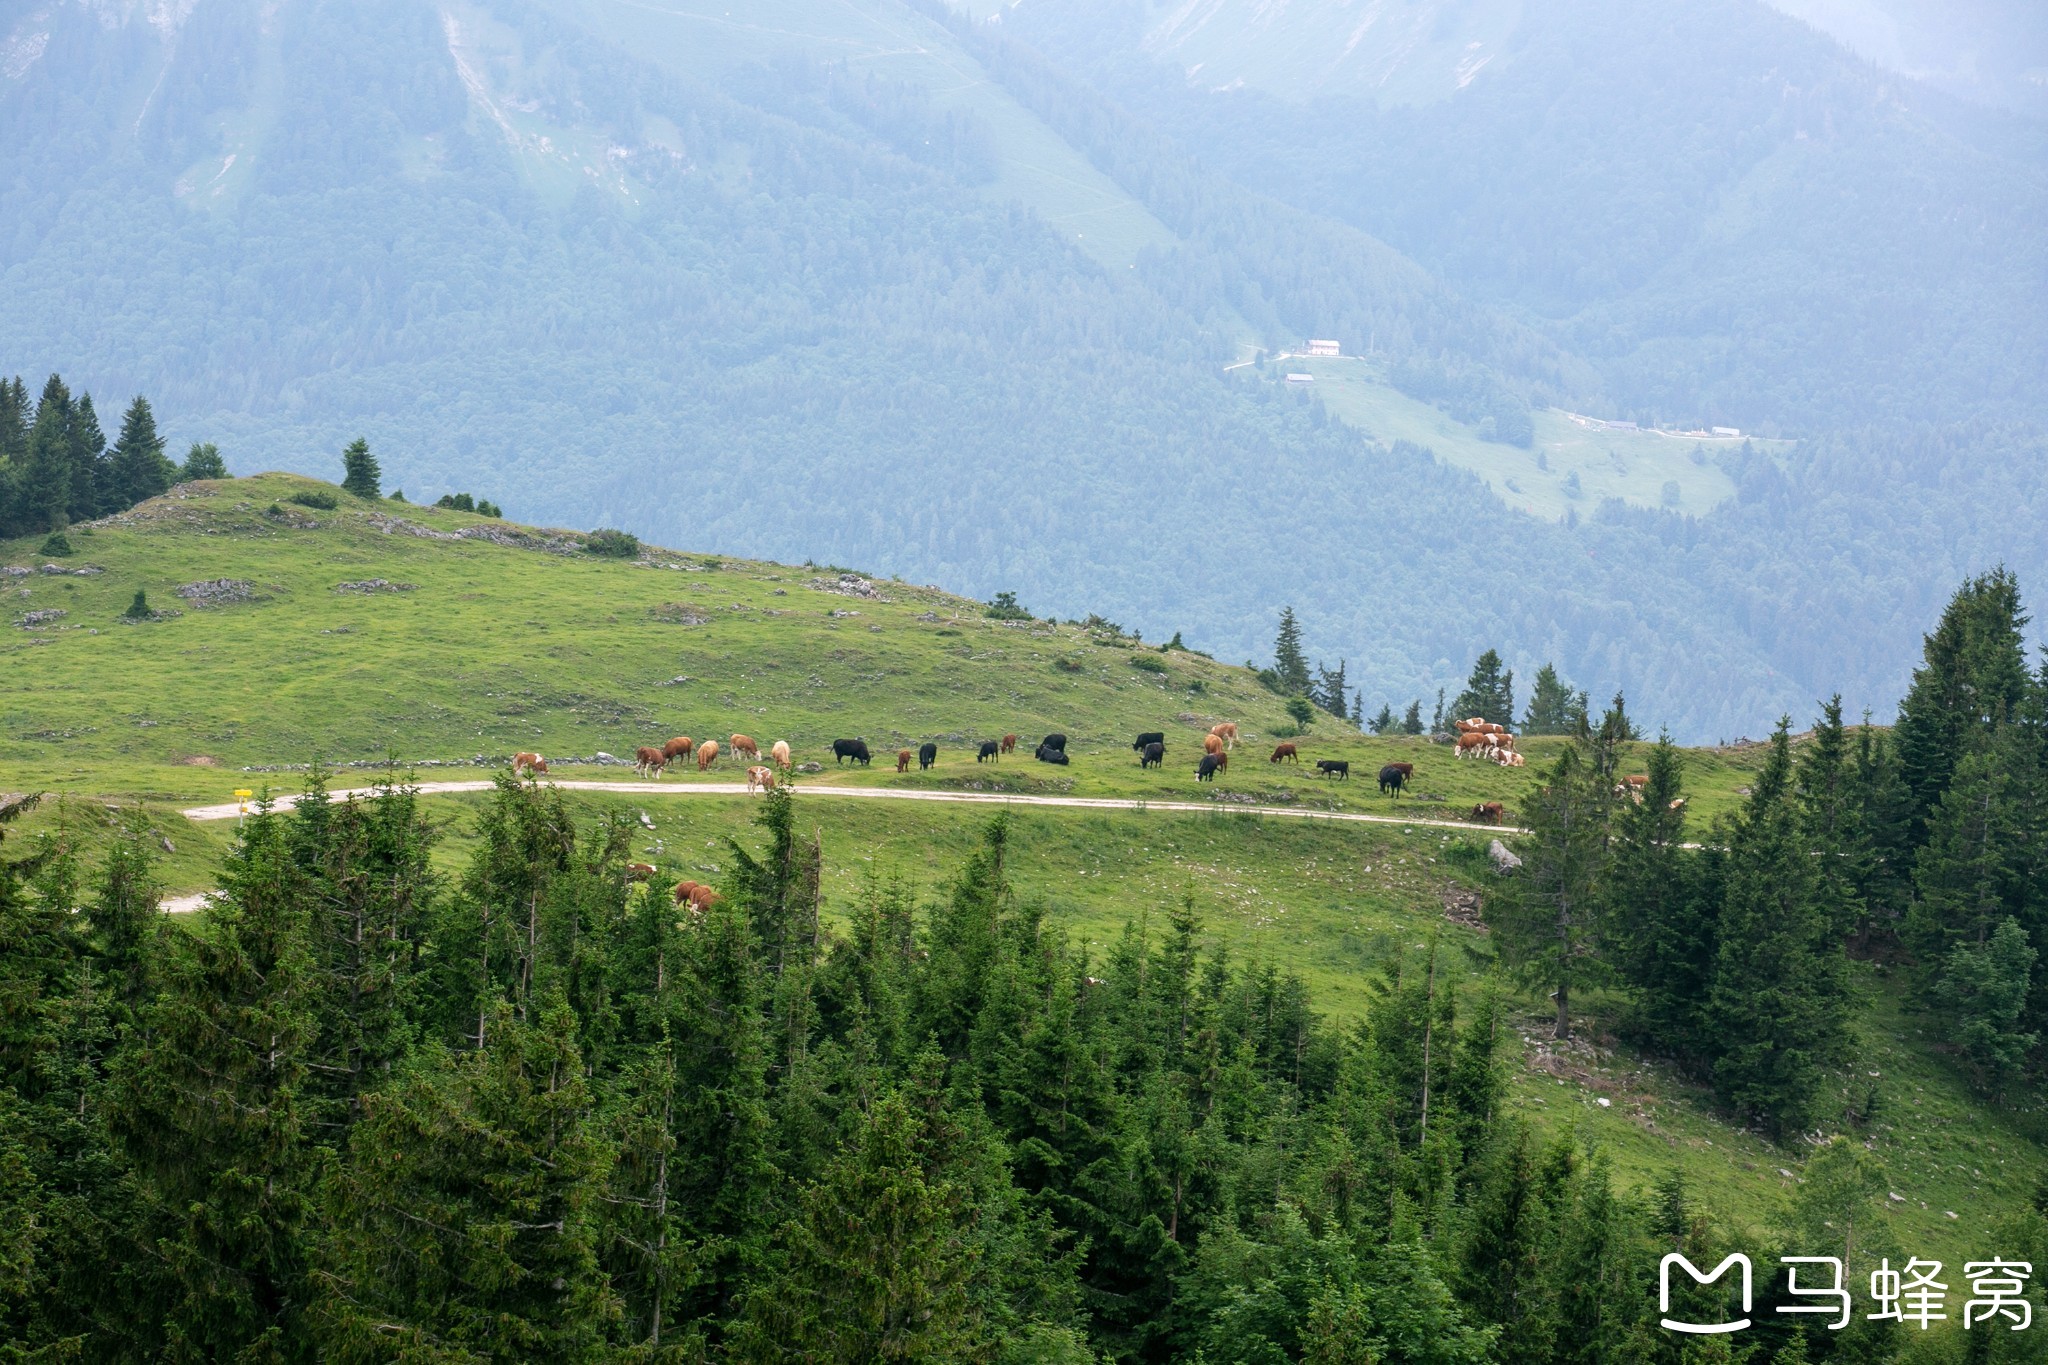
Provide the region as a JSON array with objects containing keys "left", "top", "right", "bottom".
[
  {"left": 1001, "top": 734, "right": 1017, "bottom": 754},
  {"left": 512, "top": 752, "right": 548, "bottom": 776},
  {"left": 1471, "top": 801, "right": 1504, "bottom": 825},
  {"left": 635, "top": 746, "right": 668, "bottom": 777},
  {"left": 1269, "top": 742, "right": 1298, "bottom": 764},
  {"left": 731, "top": 734, "right": 760, "bottom": 761},
  {"left": 1668, "top": 797, "right": 1687, "bottom": 811},
  {"left": 747, "top": 765, "right": 776, "bottom": 795},
  {"left": 1385, "top": 762, "right": 1414, "bottom": 780},
  {"left": 1210, "top": 722, "right": 1239, "bottom": 750},
  {"left": 671, "top": 879, "right": 702, "bottom": 905},
  {"left": 1615, "top": 774, "right": 1649, "bottom": 802},
  {"left": 897, "top": 748, "right": 913, "bottom": 773},
  {"left": 626, "top": 861, "right": 657, "bottom": 882},
  {"left": 1204, "top": 733, "right": 1225, "bottom": 757},
  {"left": 1456, "top": 732, "right": 1493, "bottom": 757},
  {"left": 696, "top": 739, "right": 720, "bottom": 771},
  {"left": 770, "top": 740, "right": 792, "bottom": 770},
  {"left": 687, "top": 884, "right": 721, "bottom": 911},
  {"left": 1501, "top": 751, "right": 1526, "bottom": 767},
  {"left": 662, "top": 736, "right": 694, "bottom": 762}
]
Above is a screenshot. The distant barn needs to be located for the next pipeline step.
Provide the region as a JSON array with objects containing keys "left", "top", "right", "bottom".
[
  {"left": 1307, "top": 339, "right": 1341, "bottom": 357},
  {"left": 1285, "top": 372, "right": 1315, "bottom": 385}
]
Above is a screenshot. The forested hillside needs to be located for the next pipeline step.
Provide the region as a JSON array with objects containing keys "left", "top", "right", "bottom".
[{"left": 3, "top": 0, "right": 2045, "bottom": 740}]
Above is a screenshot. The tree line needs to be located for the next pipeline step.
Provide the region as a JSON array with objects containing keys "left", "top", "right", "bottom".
[
  {"left": 0, "top": 374, "right": 226, "bottom": 544},
  {"left": 1492, "top": 571, "right": 2047, "bottom": 1136}
]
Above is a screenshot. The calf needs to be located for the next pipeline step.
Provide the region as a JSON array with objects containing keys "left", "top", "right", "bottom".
[
  {"left": 833, "top": 738, "right": 872, "bottom": 766},
  {"left": 1269, "top": 742, "right": 1298, "bottom": 764},
  {"left": 919, "top": 742, "right": 938, "bottom": 770},
  {"left": 897, "top": 748, "right": 913, "bottom": 773},
  {"left": 512, "top": 751, "right": 548, "bottom": 776},
  {"left": 1132, "top": 731, "right": 1165, "bottom": 751},
  {"left": 1140, "top": 741, "right": 1165, "bottom": 769},
  {"left": 1001, "top": 734, "right": 1017, "bottom": 754},
  {"left": 1378, "top": 764, "right": 1409, "bottom": 797},
  {"left": 1040, "top": 733, "right": 1067, "bottom": 753},
  {"left": 747, "top": 765, "right": 776, "bottom": 795},
  {"left": 696, "top": 739, "right": 719, "bottom": 771},
  {"left": 1035, "top": 744, "right": 1070, "bottom": 765},
  {"left": 1316, "top": 759, "right": 1349, "bottom": 780},
  {"left": 1197, "top": 753, "right": 1222, "bottom": 782},
  {"left": 635, "top": 746, "right": 668, "bottom": 777},
  {"left": 977, "top": 740, "right": 1000, "bottom": 762},
  {"left": 662, "top": 736, "right": 694, "bottom": 762},
  {"left": 1471, "top": 801, "right": 1504, "bottom": 825}
]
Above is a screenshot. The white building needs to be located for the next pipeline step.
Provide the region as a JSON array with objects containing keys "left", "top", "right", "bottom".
[{"left": 1307, "top": 339, "right": 1341, "bottom": 357}]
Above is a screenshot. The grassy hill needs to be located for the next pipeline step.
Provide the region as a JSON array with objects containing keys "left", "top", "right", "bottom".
[{"left": 5, "top": 475, "right": 2042, "bottom": 1272}]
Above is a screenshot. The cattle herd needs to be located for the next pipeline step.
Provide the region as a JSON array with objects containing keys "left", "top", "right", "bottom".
[{"left": 509, "top": 716, "right": 1533, "bottom": 823}]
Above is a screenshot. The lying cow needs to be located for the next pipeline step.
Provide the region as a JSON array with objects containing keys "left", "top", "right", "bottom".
[{"left": 1035, "top": 744, "right": 1069, "bottom": 765}]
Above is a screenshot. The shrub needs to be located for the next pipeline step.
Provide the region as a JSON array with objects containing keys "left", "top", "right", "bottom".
[
  {"left": 477, "top": 500, "right": 502, "bottom": 518},
  {"left": 1129, "top": 654, "right": 1167, "bottom": 674},
  {"left": 585, "top": 528, "right": 640, "bottom": 558},
  {"left": 289, "top": 490, "right": 338, "bottom": 510},
  {"left": 38, "top": 532, "right": 72, "bottom": 557},
  {"left": 986, "top": 590, "right": 1032, "bottom": 620},
  {"left": 1285, "top": 696, "right": 1315, "bottom": 729},
  {"left": 123, "top": 590, "right": 152, "bottom": 620},
  {"left": 1052, "top": 657, "right": 1086, "bottom": 673},
  {"left": 435, "top": 493, "right": 476, "bottom": 512},
  {"left": 180, "top": 442, "right": 228, "bottom": 481}
]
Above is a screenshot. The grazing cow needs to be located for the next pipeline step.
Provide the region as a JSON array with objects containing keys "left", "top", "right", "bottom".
[
  {"left": 919, "top": 742, "right": 938, "bottom": 770},
  {"left": 1316, "top": 759, "right": 1350, "bottom": 779},
  {"left": 731, "top": 734, "right": 760, "bottom": 761},
  {"left": 1668, "top": 797, "right": 1687, "bottom": 811},
  {"left": 1210, "top": 722, "right": 1239, "bottom": 750},
  {"left": 688, "top": 884, "right": 721, "bottom": 911},
  {"left": 1378, "top": 763, "right": 1410, "bottom": 797},
  {"left": 1269, "top": 742, "right": 1299, "bottom": 764},
  {"left": 1456, "top": 732, "right": 1494, "bottom": 757},
  {"left": 1615, "top": 774, "right": 1649, "bottom": 802},
  {"left": 1492, "top": 732, "right": 1516, "bottom": 752},
  {"left": 977, "top": 740, "right": 1000, "bottom": 762},
  {"left": 635, "top": 746, "right": 668, "bottom": 777},
  {"left": 671, "top": 879, "right": 702, "bottom": 905},
  {"left": 1132, "top": 731, "right": 1165, "bottom": 751},
  {"left": 771, "top": 740, "right": 792, "bottom": 770},
  {"left": 897, "top": 749, "right": 913, "bottom": 773},
  {"left": 1041, "top": 733, "right": 1067, "bottom": 753},
  {"left": 1203, "top": 733, "right": 1226, "bottom": 757},
  {"left": 1001, "top": 734, "right": 1017, "bottom": 754},
  {"left": 1215, "top": 751, "right": 1229, "bottom": 772},
  {"left": 1035, "top": 744, "right": 1070, "bottom": 765},
  {"left": 1140, "top": 741, "right": 1165, "bottom": 769},
  {"left": 626, "top": 861, "right": 657, "bottom": 882},
  {"left": 512, "top": 752, "right": 548, "bottom": 776},
  {"left": 833, "top": 738, "right": 872, "bottom": 766},
  {"left": 1197, "top": 754, "right": 1222, "bottom": 781},
  {"left": 696, "top": 739, "right": 719, "bottom": 771},
  {"left": 747, "top": 765, "right": 776, "bottom": 795},
  {"left": 1471, "top": 801, "right": 1504, "bottom": 825},
  {"left": 662, "top": 736, "right": 694, "bottom": 762}
]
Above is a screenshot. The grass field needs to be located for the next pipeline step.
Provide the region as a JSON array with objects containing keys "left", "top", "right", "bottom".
[
  {"left": 5, "top": 473, "right": 2037, "bottom": 1270},
  {"left": 1291, "top": 356, "right": 1796, "bottom": 521}
]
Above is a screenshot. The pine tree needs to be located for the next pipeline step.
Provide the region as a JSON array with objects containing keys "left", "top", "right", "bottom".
[
  {"left": 1906, "top": 743, "right": 2028, "bottom": 968},
  {"left": 1604, "top": 735, "right": 1710, "bottom": 1059},
  {"left": 1705, "top": 720, "right": 1852, "bottom": 1135},
  {"left": 1942, "top": 918, "right": 2038, "bottom": 1098},
  {"left": 1893, "top": 569, "right": 2029, "bottom": 841},
  {"left": 1796, "top": 697, "right": 1869, "bottom": 943},
  {"left": 0, "top": 376, "right": 27, "bottom": 537},
  {"left": 1314, "top": 660, "right": 1350, "bottom": 720},
  {"left": 1521, "top": 664, "right": 1585, "bottom": 736},
  {"left": 1273, "top": 607, "right": 1312, "bottom": 696},
  {"left": 1431, "top": 688, "right": 1447, "bottom": 736},
  {"left": 339, "top": 438, "right": 381, "bottom": 500},
  {"left": 1452, "top": 651, "right": 1515, "bottom": 728},
  {"left": 67, "top": 393, "right": 108, "bottom": 521},
  {"left": 1370, "top": 704, "right": 1395, "bottom": 735},
  {"left": 107, "top": 396, "right": 175, "bottom": 510},
  {"left": 1487, "top": 739, "right": 1608, "bottom": 1038},
  {"left": 1401, "top": 700, "right": 1424, "bottom": 735},
  {"left": 24, "top": 375, "right": 75, "bottom": 532},
  {"left": 180, "top": 442, "right": 228, "bottom": 481}
]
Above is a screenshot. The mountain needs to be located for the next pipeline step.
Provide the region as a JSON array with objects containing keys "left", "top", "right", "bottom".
[
  {"left": 2, "top": 0, "right": 2044, "bottom": 741},
  {"left": 1766, "top": 0, "right": 2048, "bottom": 116}
]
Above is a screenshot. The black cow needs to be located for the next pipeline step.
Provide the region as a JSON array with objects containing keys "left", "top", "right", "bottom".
[
  {"left": 833, "top": 738, "right": 872, "bottom": 766},
  {"left": 1035, "top": 744, "right": 1070, "bottom": 765},
  {"left": 1040, "top": 733, "right": 1067, "bottom": 753},
  {"left": 1197, "top": 754, "right": 1222, "bottom": 782},
  {"left": 1317, "top": 759, "right": 1350, "bottom": 780},
  {"left": 1131, "top": 731, "right": 1165, "bottom": 751},
  {"left": 977, "top": 740, "right": 999, "bottom": 762},
  {"left": 1140, "top": 741, "right": 1165, "bottom": 769},
  {"left": 919, "top": 742, "right": 938, "bottom": 770},
  {"left": 1377, "top": 763, "right": 1407, "bottom": 797}
]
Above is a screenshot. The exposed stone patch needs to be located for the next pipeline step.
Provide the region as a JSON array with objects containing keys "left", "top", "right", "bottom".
[
  {"left": 650, "top": 603, "right": 711, "bottom": 625},
  {"left": 178, "top": 578, "right": 257, "bottom": 607},
  {"left": 16, "top": 609, "right": 66, "bottom": 628},
  {"left": 334, "top": 579, "right": 417, "bottom": 594},
  {"left": 808, "top": 572, "right": 888, "bottom": 601}
]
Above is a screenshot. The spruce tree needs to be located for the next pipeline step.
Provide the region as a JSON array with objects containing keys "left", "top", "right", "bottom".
[
  {"left": 1452, "top": 650, "right": 1515, "bottom": 727},
  {"left": 67, "top": 393, "right": 108, "bottom": 521},
  {"left": 1942, "top": 918, "right": 2038, "bottom": 1098},
  {"left": 1273, "top": 607, "right": 1311, "bottom": 696},
  {"left": 0, "top": 376, "right": 27, "bottom": 537},
  {"left": 1370, "top": 704, "right": 1395, "bottom": 735},
  {"left": 1401, "top": 700, "right": 1424, "bottom": 735},
  {"left": 1796, "top": 697, "right": 1869, "bottom": 943},
  {"left": 1893, "top": 569, "right": 2029, "bottom": 840},
  {"left": 1521, "top": 664, "right": 1585, "bottom": 735},
  {"left": 108, "top": 396, "right": 175, "bottom": 510},
  {"left": 180, "top": 442, "right": 228, "bottom": 481},
  {"left": 339, "top": 438, "right": 381, "bottom": 500},
  {"left": 1603, "top": 735, "right": 1710, "bottom": 1058},
  {"left": 1487, "top": 739, "right": 1608, "bottom": 1038},
  {"left": 24, "top": 375, "right": 75, "bottom": 532}
]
